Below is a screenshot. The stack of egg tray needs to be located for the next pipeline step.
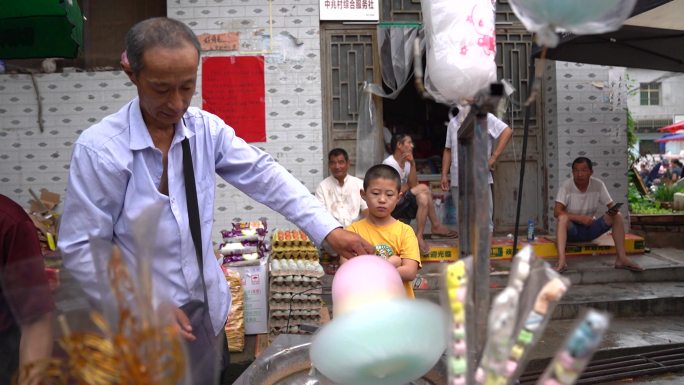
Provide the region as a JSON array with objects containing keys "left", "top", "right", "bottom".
[{"left": 268, "top": 229, "right": 325, "bottom": 337}]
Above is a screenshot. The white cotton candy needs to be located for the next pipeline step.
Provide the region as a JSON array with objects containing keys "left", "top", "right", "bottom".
[{"left": 421, "top": 0, "right": 498, "bottom": 104}]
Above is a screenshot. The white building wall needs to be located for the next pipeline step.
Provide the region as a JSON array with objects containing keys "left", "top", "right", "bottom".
[
  {"left": 626, "top": 69, "right": 684, "bottom": 120},
  {"left": 626, "top": 69, "right": 684, "bottom": 158},
  {"left": 0, "top": 0, "right": 325, "bottom": 244},
  {"left": 545, "top": 61, "right": 629, "bottom": 233}
]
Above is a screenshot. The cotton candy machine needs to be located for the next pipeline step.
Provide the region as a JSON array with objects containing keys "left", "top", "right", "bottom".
[{"left": 231, "top": 334, "right": 447, "bottom": 385}]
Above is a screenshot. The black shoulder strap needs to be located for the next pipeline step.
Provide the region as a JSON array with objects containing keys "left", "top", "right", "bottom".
[{"left": 182, "top": 137, "right": 209, "bottom": 307}]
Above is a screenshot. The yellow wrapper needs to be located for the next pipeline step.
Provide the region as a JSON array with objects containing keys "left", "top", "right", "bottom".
[{"left": 223, "top": 267, "right": 245, "bottom": 352}]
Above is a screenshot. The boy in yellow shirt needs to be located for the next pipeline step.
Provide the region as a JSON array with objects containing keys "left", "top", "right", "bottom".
[{"left": 344, "top": 164, "right": 421, "bottom": 298}]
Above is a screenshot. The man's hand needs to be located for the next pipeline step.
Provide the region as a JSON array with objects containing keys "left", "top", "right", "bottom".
[
  {"left": 440, "top": 175, "right": 449, "bottom": 191},
  {"left": 402, "top": 151, "right": 414, "bottom": 163},
  {"left": 575, "top": 215, "right": 594, "bottom": 226},
  {"left": 174, "top": 307, "right": 196, "bottom": 341},
  {"left": 488, "top": 157, "right": 496, "bottom": 171},
  {"left": 606, "top": 202, "right": 623, "bottom": 216},
  {"left": 324, "top": 228, "right": 375, "bottom": 259}
]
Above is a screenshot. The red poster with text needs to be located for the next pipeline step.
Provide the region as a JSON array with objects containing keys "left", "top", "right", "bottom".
[{"left": 202, "top": 56, "right": 266, "bottom": 142}]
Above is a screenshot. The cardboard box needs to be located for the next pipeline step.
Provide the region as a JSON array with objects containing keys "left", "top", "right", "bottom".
[
  {"left": 29, "top": 188, "right": 61, "bottom": 213},
  {"left": 231, "top": 257, "right": 269, "bottom": 335}
]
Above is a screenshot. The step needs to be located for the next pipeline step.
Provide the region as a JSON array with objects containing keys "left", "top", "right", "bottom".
[
  {"left": 413, "top": 280, "right": 684, "bottom": 320},
  {"left": 528, "top": 315, "right": 684, "bottom": 362},
  {"left": 551, "top": 281, "right": 684, "bottom": 320},
  {"left": 412, "top": 248, "right": 684, "bottom": 291},
  {"left": 422, "top": 233, "right": 645, "bottom": 263}
]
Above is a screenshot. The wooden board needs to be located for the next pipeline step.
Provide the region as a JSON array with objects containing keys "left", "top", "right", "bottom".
[
  {"left": 254, "top": 333, "right": 270, "bottom": 358},
  {"left": 631, "top": 165, "right": 649, "bottom": 196}
]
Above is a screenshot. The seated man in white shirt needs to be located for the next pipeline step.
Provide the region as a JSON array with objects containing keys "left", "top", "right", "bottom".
[
  {"left": 384, "top": 133, "right": 458, "bottom": 256},
  {"left": 316, "top": 148, "right": 368, "bottom": 227},
  {"left": 554, "top": 157, "right": 643, "bottom": 273}
]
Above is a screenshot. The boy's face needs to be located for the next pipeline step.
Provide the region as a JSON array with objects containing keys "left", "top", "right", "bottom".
[{"left": 361, "top": 177, "right": 400, "bottom": 219}]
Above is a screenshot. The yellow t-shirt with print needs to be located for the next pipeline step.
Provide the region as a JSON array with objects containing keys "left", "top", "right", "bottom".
[{"left": 346, "top": 218, "right": 421, "bottom": 298}]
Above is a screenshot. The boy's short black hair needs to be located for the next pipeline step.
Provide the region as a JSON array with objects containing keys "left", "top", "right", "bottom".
[{"left": 363, "top": 164, "right": 401, "bottom": 191}]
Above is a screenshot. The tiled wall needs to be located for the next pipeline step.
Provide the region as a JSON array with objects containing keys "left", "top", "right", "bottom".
[
  {"left": 0, "top": 3, "right": 633, "bottom": 241},
  {"left": 0, "top": 0, "right": 324, "bottom": 244},
  {"left": 0, "top": 71, "right": 136, "bottom": 206},
  {"left": 545, "top": 61, "right": 629, "bottom": 232}
]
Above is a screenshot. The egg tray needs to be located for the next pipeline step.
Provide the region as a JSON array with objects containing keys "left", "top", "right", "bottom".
[
  {"left": 269, "top": 316, "right": 321, "bottom": 329},
  {"left": 269, "top": 281, "right": 322, "bottom": 294},
  {"left": 270, "top": 248, "right": 320, "bottom": 260},
  {"left": 271, "top": 229, "right": 315, "bottom": 248},
  {"left": 269, "top": 298, "right": 322, "bottom": 311},
  {"left": 269, "top": 323, "right": 319, "bottom": 336},
  {"left": 270, "top": 260, "right": 325, "bottom": 278},
  {"left": 270, "top": 308, "right": 321, "bottom": 319}
]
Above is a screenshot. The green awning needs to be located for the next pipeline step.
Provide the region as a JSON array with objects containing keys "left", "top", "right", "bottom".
[{"left": 0, "top": 0, "right": 84, "bottom": 59}]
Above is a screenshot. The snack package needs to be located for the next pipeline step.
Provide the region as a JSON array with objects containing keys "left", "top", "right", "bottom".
[
  {"left": 220, "top": 221, "right": 268, "bottom": 264},
  {"left": 222, "top": 266, "right": 245, "bottom": 352}
]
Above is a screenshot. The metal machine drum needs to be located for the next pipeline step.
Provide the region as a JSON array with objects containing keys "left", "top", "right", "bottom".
[{"left": 231, "top": 334, "right": 447, "bottom": 385}]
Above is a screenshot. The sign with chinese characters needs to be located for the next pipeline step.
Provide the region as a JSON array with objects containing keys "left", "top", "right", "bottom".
[
  {"left": 197, "top": 32, "right": 240, "bottom": 52},
  {"left": 202, "top": 56, "right": 266, "bottom": 143},
  {"left": 319, "top": 0, "right": 379, "bottom": 21}
]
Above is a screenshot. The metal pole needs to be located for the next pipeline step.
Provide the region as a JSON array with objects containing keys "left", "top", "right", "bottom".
[
  {"left": 512, "top": 62, "right": 536, "bottom": 253},
  {"left": 458, "top": 84, "right": 503, "bottom": 367}
]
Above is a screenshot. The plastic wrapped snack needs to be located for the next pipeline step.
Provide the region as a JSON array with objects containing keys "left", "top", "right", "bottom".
[
  {"left": 222, "top": 266, "right": 245, "bottom": 352},
  {"left": 219, "top": 221, "right": 268, "bottom": 264}
]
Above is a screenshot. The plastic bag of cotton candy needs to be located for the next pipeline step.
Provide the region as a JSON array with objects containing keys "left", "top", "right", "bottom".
[
  {"left": 219, "top": 221, "right": 268, "bottom": 264},
  {"left": 421, "top": 0, "right": 497, "bottom": 104}
]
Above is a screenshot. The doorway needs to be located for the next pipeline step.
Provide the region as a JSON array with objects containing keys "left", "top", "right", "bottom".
[
  {"left": 319, "top": 2, "right": 548, "bottom": 234},
  {"left": 320, "top": 24, "right": 382, "bottom": 171}
]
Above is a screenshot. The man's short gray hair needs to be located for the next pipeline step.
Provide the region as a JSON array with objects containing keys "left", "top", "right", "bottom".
[{"left": 125, "top": 17, "right": 201, "bottom": 74}]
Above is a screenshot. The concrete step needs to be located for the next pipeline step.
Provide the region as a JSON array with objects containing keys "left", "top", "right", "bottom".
[
  {"left": 551, "top": 281, "right": 684, "bottom": 320},
  {"left": 413, "top": 280, "right": 684, "bottom": 319},
  {"left": 323, "top": 248, "right": 684, "bottom": 319},
  {"left": 528, "top": 315, "right": 684, "bottom": 362},
  {"left": 412, "top": 248, "right": 684, "bottom": 291}
]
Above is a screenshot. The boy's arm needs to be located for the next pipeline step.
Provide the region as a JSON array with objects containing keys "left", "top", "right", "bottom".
[
  {"left": 396, "top": 258, "right": 419, "bottom": 282},
  {"left": 395, "top": 225, "right": 421, "bottom": 281}
]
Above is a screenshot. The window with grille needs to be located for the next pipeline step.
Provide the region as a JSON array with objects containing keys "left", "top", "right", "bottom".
[
  {"left": 635, "top": 119, "right": 672, "bottom": 133},
  {"left": 639, "top": 82, "right": 661, "bottom": 106}
]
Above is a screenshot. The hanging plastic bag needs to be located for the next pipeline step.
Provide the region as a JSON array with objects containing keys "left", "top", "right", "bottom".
[
  {"left": 421, "top": 0, "right": 497, "bottom": 104},
  {"left": 509, "top": 0, "right": 638, "bottom": 47}
]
